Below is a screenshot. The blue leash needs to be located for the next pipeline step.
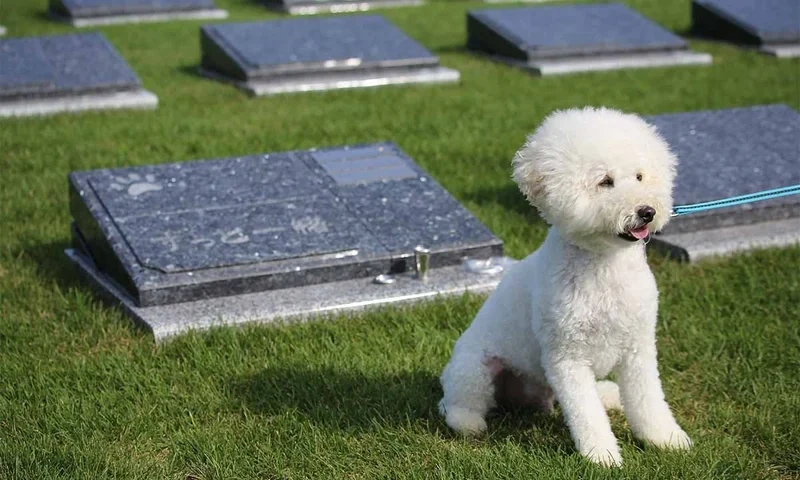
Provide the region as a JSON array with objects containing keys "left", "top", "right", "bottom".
[{"left": 671, "top": 184, "right": 800, "bottom": 217}]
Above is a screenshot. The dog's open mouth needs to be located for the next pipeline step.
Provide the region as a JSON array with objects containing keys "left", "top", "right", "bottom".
[{"left": 618, "top": 225, "right": 650, "bottom": 242}]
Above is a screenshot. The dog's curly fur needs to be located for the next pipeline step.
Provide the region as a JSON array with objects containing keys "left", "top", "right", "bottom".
[{"left": 439, "top": 107, "right": 692, "bottom": 466}]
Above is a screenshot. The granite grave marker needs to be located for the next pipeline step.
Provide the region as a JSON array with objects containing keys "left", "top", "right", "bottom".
[
  {"left": 199, "top": 15, "right": 459, "bottom": 95},
  {"left": 50, "top": 0, "right": 228, "bottom": 27},
  {"left": 66, "top": 142, "right": 507, "bottom": 341},
  {"left": 467, "top": 3, "right": 712, "bottom": 75},
  {"left": 0, "top": 32, "right": 157, "bottom": 117},
  {"left": 646, "top": 104, "right": 800, "bottom": 261},
  {"left": 691, "top": 0, "right": 800, "bottom": 57}
]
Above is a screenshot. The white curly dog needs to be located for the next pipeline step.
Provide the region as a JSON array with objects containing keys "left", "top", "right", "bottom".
[{"left": 439, "top": 107, "right": 692, "bottom": 466}]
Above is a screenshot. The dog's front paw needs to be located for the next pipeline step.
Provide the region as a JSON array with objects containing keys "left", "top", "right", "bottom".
[
  {"left": 642, "top": 427, "right": 693, "bottom": 450},
  {"left": 582, "top": 445, "right": 622, "bottom": 467},
  {"left": 444, "top": 406, "right": 488, "bottom": 437}
]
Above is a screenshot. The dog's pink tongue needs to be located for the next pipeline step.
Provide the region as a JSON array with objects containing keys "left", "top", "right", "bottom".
[{"left": 630, "top": 226, "right": 650, "bottom": 240}]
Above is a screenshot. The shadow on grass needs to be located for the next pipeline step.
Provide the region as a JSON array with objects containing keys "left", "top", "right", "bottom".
[
  {"left": 435, "top": 44, "right": 472, "bottom": 56},
  {"left": 178, "top": 65, "right": 202, "bottom": 78},
  {"left": 228, "top": 366, "right": 443, "bottom": 432},
  {"left": 227, "top": 364, "right": 573, "bottom": 449},
  {"left": 17, "top": 239, "right": 85, "bottom": 293},
  {"left": 464, "top": 182, "right": 547, "bottom": 226}
]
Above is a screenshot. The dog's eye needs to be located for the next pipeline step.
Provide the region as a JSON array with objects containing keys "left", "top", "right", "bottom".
[
  {"left": 636, "top": 173, "right": 643, "bottom": 182},
  {"left": 598, "top": 176, "right": 614, "bottom": 188}
]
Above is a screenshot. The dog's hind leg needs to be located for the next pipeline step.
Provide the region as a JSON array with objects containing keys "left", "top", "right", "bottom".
[
  {"left": 438, "top": 354, "right": 498, "bottom": 436},
  {"left": 597, "top": 380, "right": 623, "bottom": 411}
]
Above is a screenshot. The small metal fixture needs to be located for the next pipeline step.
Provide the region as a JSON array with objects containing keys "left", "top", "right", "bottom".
[
  {"left": 414, "top": 245, "right": 431, "bottom": 281},
  {"left": 463, "top": 256, "right": 518, "bottom": 275},
  {"left": 373, "top": 274, "right": 396, "bottom": 285}
]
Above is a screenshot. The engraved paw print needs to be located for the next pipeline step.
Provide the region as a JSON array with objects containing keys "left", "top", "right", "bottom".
[{"left": 109, "top": 173, "right": 163, "bottom": 197}]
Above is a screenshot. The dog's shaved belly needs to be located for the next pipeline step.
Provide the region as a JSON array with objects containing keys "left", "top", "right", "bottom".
[{"left": 485, "top": 356, "right": 555, "bottom": 412}]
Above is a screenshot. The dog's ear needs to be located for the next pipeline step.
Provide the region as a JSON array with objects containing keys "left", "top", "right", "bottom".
[{"left": 512, "top": 139, "right": 546, "bottom": 207}]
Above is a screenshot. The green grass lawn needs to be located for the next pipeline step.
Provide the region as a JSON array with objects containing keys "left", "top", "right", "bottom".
[{"left": 1, "top": 0, "right": 799, "bottom": 478}]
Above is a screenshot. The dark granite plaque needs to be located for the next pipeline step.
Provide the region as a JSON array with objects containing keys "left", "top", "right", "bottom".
[
  {"left": 202, "top": 15, "right": 438, "bottom": 81},
  {"left": 692, "top": 0, "right": 800, "bottom": 45},
  {"left": 468, "top": 3, "right": 689, "bottom": 60},
  {"left": 199, "top": 15, "right": 458, "bottom": 94},
  {"left": 69, "top": 142, "right": 503, "bottom": 307},
  {"left": 51, "top": 0, "right": 216, "bottom": 17},
  {"left": 647, "top": 104, "right": 800, "bottom": 235},
  {"left": 0, "top": 33, "right": 141, "bottom": 101},
  {"left": 466, "top": 3, "right": 711, "bottom": 75}
]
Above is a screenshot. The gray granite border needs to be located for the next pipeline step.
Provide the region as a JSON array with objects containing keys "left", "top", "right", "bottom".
[
  {"left": 479, "top": 50, "right": 712, "bottom": 76},
  {"left": 0, "top": 89, "right": 158, "bottom": 118},
  {"left": 649, "top": 217, "right": 800, "bottom": 262},
  {"left": 483, "top": 0, "right": 554, "bottom": 3},
  {"left": 266, "top": 0, "right": 422, "bottom": 15},
  {"left": 66, "top": 248, "right": 509, "bottom": 342},
  {"left": 198, "top": 66, "right": 459, "bottom": 96},
  {"left": 761, "top": 44, "right": 800, "bottom": 58},
  {"left": 50, "top": 9, "right": 228, "bottom": 27},
  {"left": 0, "top": 26, "right": 6, "bottom": 36}
]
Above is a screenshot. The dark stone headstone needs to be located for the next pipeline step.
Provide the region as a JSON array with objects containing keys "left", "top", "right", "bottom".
[
  {"left": 199, "top": 15, "right": 459, "bottom": 95},
  {"left": 0, "top": 33, "right": 157, "bottom": 117},
  {"left": 647, "top": 104, "right": 800, "bottom": 261},
  {"left": 68, "top": 142, "right": 503, "bottom": 308},
  {"left": 692, "top": 0, "right": 800, "bottom": 57},
  {"left": 467, "top": 3, "right": 712, "bottom": 75},
  {"left": 50, "top": 0, "right": 227, "bottom": 26}
]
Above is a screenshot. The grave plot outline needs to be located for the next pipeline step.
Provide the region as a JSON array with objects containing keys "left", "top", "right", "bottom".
[
  {"left": 645, "top": 104, "right": 800, "bottom": 261},
  {"left": 198, "top": 15, "right": 460, "bottom": 95},
  {"left": 68, "top": 142, "right": 503, "bottom": 308},
  {"left": 467, "top": 3, "right": 713, "bottom": 75},
  {"left": 0, "top": 32, "right": 157, "bottom": 117}
]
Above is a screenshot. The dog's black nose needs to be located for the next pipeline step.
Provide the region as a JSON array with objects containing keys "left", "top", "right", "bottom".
[{"left": 637, "top": 206, "right": 656, "bottom": 224}]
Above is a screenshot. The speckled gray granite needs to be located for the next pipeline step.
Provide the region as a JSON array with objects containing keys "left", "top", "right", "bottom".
[
  {"left": 467, "top": 3, "right": 712, "bottom": 75},
  {"left": 68, "top": 142, "right": 503, "bottom": 308},
  {"left": 479, "top": 50, "right": 711, "bottom": 76},
  {"left": 0, "top": 33, "right": 157, "bottom": 116},
  {"left": 650, "top": 217, "right": 800, "bottom": 262},
  {"left": 0, "top": 89, "right": 157, "bottom": 117},
  {"left": 647, "top": 105, "right": 800, "bottom": 234},
  {"left": 50, "top": 0, "right": 227, "bottom": 26},
  {"left": 644, "top": 104, "right": 800, "bottom": 261},
  {"left": 264, "top": 0, "right": 422, "bottom": 15},
  {"left": 67, "top": 248, "right": 511, "bottom": 342},
  {"left": 200, "top": 15, "right": 458, "bottom": 94},
  {"left": 52, "top": 9, "right": 228, "bottom": 27},
  {"left": 692, "top": 0, "right": 799, "bottom": 54}
]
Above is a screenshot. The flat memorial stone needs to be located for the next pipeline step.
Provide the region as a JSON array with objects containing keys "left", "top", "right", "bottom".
[
  {"left": 49, "top": 0, "right": 228, "bottom": 27},
  {"left": 646, "top": 104, "right": 800, "bottom": 261},
  {"left": 0, "top": 33, "right": 157, "bottom": 117},
  {"left": 691, "top": 0, "right": 800, "bottom": 57},
  {"left": 199, "top": 15, "right": 459, "bottom": 95},
  {"left": 66, "top": 142, "right": 507, "bottom": 341},
  {"left": 467, "top": 3, "right": 712, "bottom": 75}
]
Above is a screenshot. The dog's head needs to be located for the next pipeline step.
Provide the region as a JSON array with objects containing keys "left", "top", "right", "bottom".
[{"left": 513, "top": 107, "right": 677, "bottom": 250}]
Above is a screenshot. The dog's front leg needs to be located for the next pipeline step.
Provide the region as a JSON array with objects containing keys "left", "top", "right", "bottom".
[
  {"left": 545, "top": 359, "right": 622, "bottom": 466},
  {"left": 617, "top": 343, "right": 692, "bottom": 450}
]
